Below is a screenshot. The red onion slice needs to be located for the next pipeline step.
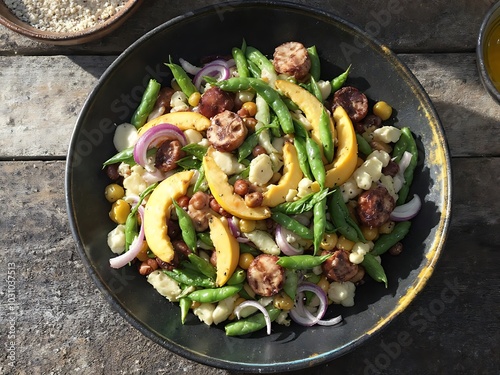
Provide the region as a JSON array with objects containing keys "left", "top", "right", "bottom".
[
  {"left": 234, "top": 300, "right": 273, "bottom": 335},
  {"left": 110, "top": 205, "right": 145, "bottom": 269},
  {"left": 133, "top": 123, "right": 186, "bottom": 170},
  {"left": 275, "top": 225, "right": 304, "bottom": 256},
  {"left": 179, "top": 58, "right": 201, "bottom": 75},
  {"left": 193, "top": 60, "right": 230, "bottom": 90},
  {"left": 289, "top": 281, "right": 341, "bottom": 327},
  {"left": 390, "top": 194, "right": 422, "bottom": 221}
]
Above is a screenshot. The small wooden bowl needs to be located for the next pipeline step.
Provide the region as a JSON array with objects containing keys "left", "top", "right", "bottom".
[{"left": 0, "top": 0, "right": 143, "bottom": 45}]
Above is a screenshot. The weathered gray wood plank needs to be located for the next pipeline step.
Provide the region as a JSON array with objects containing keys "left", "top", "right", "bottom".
[
  {"left": 0, "top": 0, "right": 494, "bottom": 55},
  {"left": 1, "top": 53, "right": 499, "bottom": 159},
  {"left": 0, "top": 157, "right": 498, "bottom": 374}
]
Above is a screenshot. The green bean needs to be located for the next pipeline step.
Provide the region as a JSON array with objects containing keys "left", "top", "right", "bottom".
[
  {"left": 303, "top": 272, "right": 321, "bottom": 284},
  {"left": 239, "top": 243, "right": 260, "bottom": 256},
  {"left": 272, "top": 188, "right": 331, "bottom": 215},
  {"left": 197, "top": 232, "right": 213, "bottom": 248},
  {"left": 103, "top": 147, "right": 156, "bottom": 168},
  {"left": 283, "top": 269, "right": 299, "bottom": 300},
  {"left": 249, "top": 80, "right": 294, "bottom": 134},
  {"left": 313, "top": 197, "right": 327, "bottom": 256},
  {"left": 187, "top": 284, "right": 242, "bottom": 303},
  {"left": 130, "top": 79, "right": 162, "bottom": 129},
  {"left": 245, "top": 46, "right": 276, "bottom": 80},
  {"left": 319, "top": 108, "right": 335, "bottom": 163},
  {"left": 238, "top": 131, "right": 259, "bottom": 162},
  {"left": 247, "top": 59, "right": 261, "bottom": 78},
  {"left": 361, "top": 253, "right": 388, "bottom": 287},
  {"left": 193, "top": 164, "right": 206, "bottom": 193},
  {"left": 225, "top": 305, "right": 281, "bottom": 336},
  {"left": 172, "top": 199, "right": 197, "bottom": 252},
  {"left": 392, "top": 133, "right": 408, "bottom": 163},
  {"left": 307, "top": 45, "right": 321, "bottom": 81},
  {"left": 331, "top": 64, "right": 351, "bottom": 92},
  {"left": 227, "top": 268, "right": 247, "bottom": 285},
  {"left": 309, "top": 75, "right": 323, "bottom": 103},
  {"left": 232, "top": 46, "right": 249, "bottom": 78},
  {"left": 282, "top": 96, "right": 300, "bottom": 111},
  {"left": 176, "top": 156, "right": 201, "bottom": 170},
  {"left": 182, "top": 143, "right": 207, "bottom": 160},
  {"left": 164, "top": 268, "right": 216, "bottom": 288},
  {"left": 356, "top": 133, "right": 373, "bottom": 156},
  {"left": 124, "top": 211, "right": 138, "bottom": 251},
  {"left": 306, "top": 136, "right": 326, "bottom": 189},
  {"left": 188, "top": 253, "right": 216, "bottom": 280},
  {"left": 396, "top": 128, "right": 418, "bottom": 205},
  {"left": 371, "top": 221, "right": 412, "bottom": 256},
  {"left": 276, "top": 253, "right": 332, "bottom": 269},
  {"left": 292, "top": 136, "right": 313, "bottom": 180},
  {"left": 165, "top": 61, "right": 198, "bottom": 98},
  {"left": 328, "top": 188, "right": 365, "bottom": 242},
  {"left": 271, "top": 212, "right": 313, "bottom": 240},
  {"left": 179, "top": 297, "right": 191, "bottom": 324}
]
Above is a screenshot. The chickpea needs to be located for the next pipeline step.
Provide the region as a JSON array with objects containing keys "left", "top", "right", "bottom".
[
  {"left": 245, "top": 191, "right": 263, "bottom": 208},
  {"left": 189, "top": 191, "right": 210, "bottom": 210},
  {"left": 336, "top": 235, "right": 355, "bottom": 251},
  {"left": 361, "top": 225, "right": 379, "bottom": 241},
  {"left": 252, "top": 145, "right": 267, "bottom": 157},
  {"left": 239, "top": 219, "right": 256, "bottom": 233},
  {"left": 241, "top": 101, "right": 258, "bottom": 117},
  {"left": 320, "top": 233, "right": 338, "bottom": 251},
  {"left": 317, "top": 276, "right": 330, "bottom": 295},
  {"left": 104, "top": 183, "right": 124, "bottom": 202},
  {"left": 234, "top": 179, "right": 250, "bottom": 196},
  {"left": 373, "top": 101, "right": 393, "bottom": 121},
  {"left": 238, "top": 253, "right": 254, "bottom": 270},
  {"left": 138, "top": 258, "right": 159, "bottom": 276},
  {"left": 109, "top": 199, "right": 130, "bottom": 224},
  {"left": 177, "top": 195, "right": 190, "bottom": 209},
  {"left": 188, "top": 91, "right": 201, "bottom": 107},
  {"left": 273, "top": 293, "right": 294, "bottom": 311}
]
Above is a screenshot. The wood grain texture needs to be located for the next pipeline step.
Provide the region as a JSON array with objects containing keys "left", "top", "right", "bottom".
[
  {"left": 0, "top": 0, "right": 495, "bottom": 54},
  {"left": 0, "top": 158, "right": 497, "bottom": 374}
]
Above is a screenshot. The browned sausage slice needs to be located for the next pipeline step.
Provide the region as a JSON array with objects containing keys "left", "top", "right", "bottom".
[
  {"left": 197, "top": 86, "right": 234, "bottom": 119},
  {"left": 247, "top": 254, "right": 285, "bottom": 297},
  {"left": 206, "top": 110, "right": 248, "bottom": 152},
  {"left": 154, "top": 140, "right": 185, "bottom": 172},
  {"left": 332, "top": 86, "right": 369, "bottom": 122},
  {"left": 273, "top": 41, "right": 311, "bottom": 81},
  {"left": 321, "top": 249, "right": 359, "bottom": 282},
  {"left": 357, "top": 185, "right": 395, "bottom": 228}
]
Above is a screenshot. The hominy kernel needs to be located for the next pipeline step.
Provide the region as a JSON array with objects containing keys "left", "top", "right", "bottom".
[{"left": 336, "top": 235, "right": 355, "bottom": 251}]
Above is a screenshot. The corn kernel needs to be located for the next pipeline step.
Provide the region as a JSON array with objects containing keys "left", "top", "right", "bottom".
[
  {"left": 320, "top": 233, "right": 338, "bottom": 251},
  {"left": 373, "top": 101, "right": 393, "bottom": 121},
  {"left": 239, "top": 219, "right": 256, "bottom": 233},
  {"left": 361, "top": 225, "right": 379, "bottom": 241},
  {"left": 104, "top": 183, "right": 124, "bottom": 202},
  {"left": 238, "top": 253, "right": 254, "bottom": 270},
  {"left": 242, "top": 101, "right": 258, "bottom": 117},
  {"left": 188, "top": 91, "right": 201, "bottom": 107},
  {"left": 273, "top": 293, "right": 294, "bottom": 311},
  {"left": 135, "top": 241, "right": 150, "bottom": 261},
  {"left": 109, "top": 199, "right": 130, "bottom": 224},
  {"left": 336, "top": 235, "right": 355, "bottom": 251}
]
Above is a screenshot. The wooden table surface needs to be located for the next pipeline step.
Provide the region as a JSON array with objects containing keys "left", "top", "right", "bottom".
[{"left": 1, "top": 1, "right": 499, "bottom": 374}]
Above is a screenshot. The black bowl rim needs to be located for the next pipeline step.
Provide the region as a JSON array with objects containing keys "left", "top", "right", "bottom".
[
  {"left": 65, "top": 0, "right": 452, "bottom": 372},
  {"left": 477, "top": 1, "right": 500, "bottom": 104}
]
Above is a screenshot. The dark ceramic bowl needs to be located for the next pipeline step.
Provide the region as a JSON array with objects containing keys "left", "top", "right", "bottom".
[{"left": 66, "top": 1, "right": 452, "bottom": 372}]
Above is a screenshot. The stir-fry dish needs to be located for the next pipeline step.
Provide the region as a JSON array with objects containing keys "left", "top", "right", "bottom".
[{"left": 103, "top": 41, "right": 421, "bottom": 336}]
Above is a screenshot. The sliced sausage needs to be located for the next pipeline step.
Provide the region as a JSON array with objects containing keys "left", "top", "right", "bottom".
[
  {"left": 154, "top": 139, "right": 185, "bottom": 172},
  {"left": 273, "top": 41, "right": 311, "bottom": 81},
  {"left": 354, "top": 114, "right": 382, "bottom": 134},
  {"left": 321, "top": 249, "right": 359, "bottom": 282},
  {"left": 332, "top": 86, "right": 369, "bottom": 122},
  {"left": 206, "top": 110, "right": 248, "bottom": 152},
  {"left": 247, "top": 254, "right": 284, "bottom": 297},
  {"left": 357, "top": 185, "right": 395, "bottom": 228},
  {"left": 148, "top": 87, "right": 175, "bottom": 121},
  {"left": 197, "top": 86, "right": 234, "bottom": 119},
  {"left": 382, "top": 159, "right": 400, "bottom": 177}
]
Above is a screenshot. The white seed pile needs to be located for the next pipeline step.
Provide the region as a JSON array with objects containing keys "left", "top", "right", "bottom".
[{"left": 4, "top": 0, "right": 129, "bottom": 33}]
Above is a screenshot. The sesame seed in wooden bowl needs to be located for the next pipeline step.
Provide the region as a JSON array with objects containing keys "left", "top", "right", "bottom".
[{"left": 0, "top": 0, "right": 143, "bottom": 45}]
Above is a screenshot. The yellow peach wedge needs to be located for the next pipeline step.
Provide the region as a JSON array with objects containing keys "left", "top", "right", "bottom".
[{"left": 138, "top": 111, "right": 210, "bottom": 136}]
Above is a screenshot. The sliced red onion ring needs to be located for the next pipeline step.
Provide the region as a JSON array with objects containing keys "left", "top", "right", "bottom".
[
  {"left": 133, "top": 123, "right": 186, "bottom": 170},
  {"left": 193, "top": 60, "right": 230, "bottom": 90},
  {"left": 110, "top": 205, "right": 145, "bottom": 269},
  {"left": 179, "top": 58, "right": 201, "bottom": 75},
  {"left": 393, "top": 151, "right": 413, "bottom": 192},
  {"left": 234, "top": 300, "right": 272, "bottom": 335},
  {"left": 275, "top": 225, "right": 303, "bottom": 256},
  {"left": 289, "top": 282, "right": 342, "bottom": 327},
  {"left": 390, "top": 194, "right": 422, "bottom": 221}
]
